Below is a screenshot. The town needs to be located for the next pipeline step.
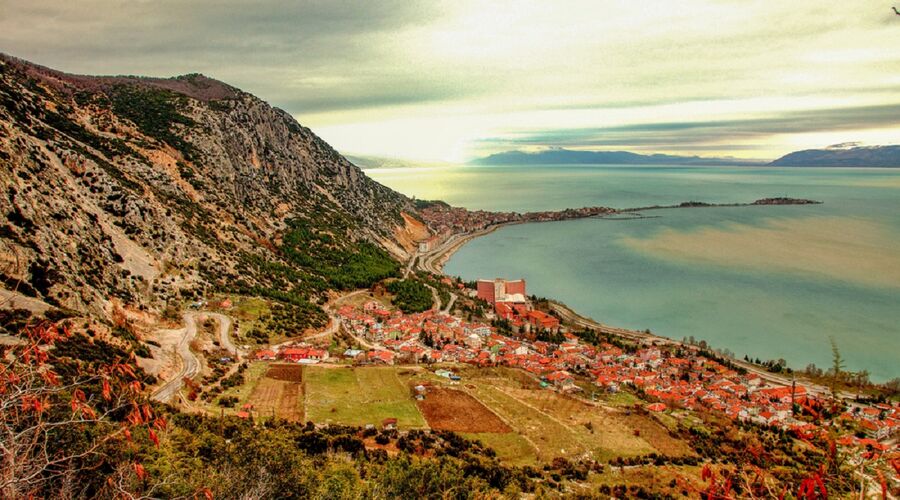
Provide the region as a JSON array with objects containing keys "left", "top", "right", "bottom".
[
  {"left": 415, "top": 202, "right": 617, "bottom": 251},
  {"left": 252, "top": 277, "right": 900, "bottom": 457}
]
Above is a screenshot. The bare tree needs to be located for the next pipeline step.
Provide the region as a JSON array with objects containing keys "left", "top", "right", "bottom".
[{"left": 1, "top": 321, "right": 160, "bottom": 497}]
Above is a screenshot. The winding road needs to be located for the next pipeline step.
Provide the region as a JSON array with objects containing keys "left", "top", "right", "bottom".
[
  {"left": 151, "top": 312, "right": 242, "bottom": 404},
  {"left": 151, "top": 313, "right": 201, "bottom": 404},
  {"left": 441, "top": 292, "right": 457, "bottom": 314},
  {"left": 206, "top": 312, "right": 239, "bottom": 359}
]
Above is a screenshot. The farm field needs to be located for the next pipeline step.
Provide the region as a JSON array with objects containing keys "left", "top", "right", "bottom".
[
  {"left": 303, "top": 366, "right": 427, "bottom": 428},
  {"left": 456, "top": 368, "right": 693, "bottom": 463},
  {"left": 226, "top": 363, "right": 695, "bottom": 466},
  {"left": 415, "top": 387, "right": 510, "bottom": 433},
  {"left": 202, "top": 361, "right": 270, "bottom": 416},
  {"left": 462, "top": 432, "right": 539, "bottom": 466},
  {"left": 247, "top": 364, "right": 304, "bottom": 421}
]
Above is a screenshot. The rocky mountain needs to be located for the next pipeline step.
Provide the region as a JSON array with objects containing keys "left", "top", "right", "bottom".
[
  {"left": 770, "top": 145, "right": 900, "bottom": 167},
  {"left": 472, "top": 148, "right": 764, "bottom": 166},
  {"left": 0, "top": 54, "right": 427, "bottom": 319}
]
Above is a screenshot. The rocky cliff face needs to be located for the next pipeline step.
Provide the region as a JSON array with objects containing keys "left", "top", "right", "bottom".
[{"left": 0, "top": 54, "right": 422, "bottom": 317}]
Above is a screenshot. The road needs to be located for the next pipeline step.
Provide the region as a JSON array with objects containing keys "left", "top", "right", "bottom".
[
  {"left": 205, "top": 312, "right": 240, "bottom": 360},
  {"left": 151, "top": 313, "right": 202, "bottom": 404},
  {"left": 403, "top": 250, "right": 418, "bottom": 278},
  {"left": 549, "top": 301, "right": 662, "bottom": 345},
  {"left": 441, "top": 293, "right": 457, "bottom": 315},
  {"left": 422, "top": 283, "right": 442, "bottom": 311}
]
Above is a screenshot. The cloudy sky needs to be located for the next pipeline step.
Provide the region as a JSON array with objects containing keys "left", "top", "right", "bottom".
[{"left": 2, "top": 0, "right": 899, "bottom": 162}]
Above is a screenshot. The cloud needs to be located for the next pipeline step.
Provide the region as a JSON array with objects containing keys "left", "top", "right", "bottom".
[
  {"left": 480, "top": 103, "right": 900, "bottom": 152},
  {"left": 0, "top": 1, "right": 453, "bottom": 110},
  {"left": 1, "top": 0, "right": 899, "bottom": 161}
]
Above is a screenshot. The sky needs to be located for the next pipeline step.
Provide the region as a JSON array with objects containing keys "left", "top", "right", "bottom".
[{"left": 1, "top": 0, "right": 899, "bottom": 162}]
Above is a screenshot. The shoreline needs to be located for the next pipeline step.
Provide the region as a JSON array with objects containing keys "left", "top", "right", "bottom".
[
  {"left": 414, "top": 201, "right": 861, "bottom": 400},
  {"left": 419, "top": 197, "right": 821, "bottom": 274}
]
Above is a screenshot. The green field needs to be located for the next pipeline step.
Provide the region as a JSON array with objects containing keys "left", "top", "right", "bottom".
[
  {"left": 304, "top": 366, "right": 427, "bottom": 428},
  {"left": 462, "top": 432, "right": 539, "bottom": 467},
  {"left": 202, "top": 361, "right": 270, "bottom": 416}
]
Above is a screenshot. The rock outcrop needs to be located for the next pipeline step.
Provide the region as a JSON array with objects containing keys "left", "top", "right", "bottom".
[{"left": 0, "top": 54, "right": 422, "bottom": 316}]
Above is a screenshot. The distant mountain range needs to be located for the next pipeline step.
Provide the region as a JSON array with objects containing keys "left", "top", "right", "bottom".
[
  {"left": 471, "top": 149, "right": 765, "bottom": 166},
  {"left": 473, "top": 146, "right": 900, "bottom": 167},
  {"left": 346, "top": 154, "right": 452, "bottom": 169},
  {"left": 769, "top": 145, "right": 900, "bottom": 167}
]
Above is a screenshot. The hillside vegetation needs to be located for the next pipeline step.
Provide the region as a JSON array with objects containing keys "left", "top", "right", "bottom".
[{"left": 0, "top": 53, "right": 419, "bottom": 329}]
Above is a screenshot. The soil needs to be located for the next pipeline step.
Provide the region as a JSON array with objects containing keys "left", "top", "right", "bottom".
[
  {"left": 417, "top": 387, "right": 511, "bottom": 433},
  {"left": 266, "top": 364, "right": 303, "bottom": 382},
  {"left": 245, "top": 364, "right": 304, "bottom": 421}
]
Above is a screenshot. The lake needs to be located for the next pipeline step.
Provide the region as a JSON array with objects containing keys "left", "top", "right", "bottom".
[{"left": 367, "top": 165, "right": 900, "bottom": 381}]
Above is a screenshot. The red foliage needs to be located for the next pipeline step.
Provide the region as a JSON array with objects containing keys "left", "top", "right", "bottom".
[
  {"left": 133, "top": 463, "right": 147, "bottom": 481},
  {"left": 797, "top": 468, "right": 827, "bottom": 499},
  {"left": 1, "top": 321, "right": 160, "bottom": 495}
]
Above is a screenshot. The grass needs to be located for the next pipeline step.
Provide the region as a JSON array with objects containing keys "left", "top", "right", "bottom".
[
  {"left": 462, "top": 432, "right": 539, "bottom": 467},
  {"left": 606, "top": 391, "right": 642, "bottom": 407},
  {"left": 304, "top": 366, "right": 427, "bottom": 428},
  {"left": 460, "top": 368, "right": 657, "bottom": 462},
  {"left": 201, "top": 361, "right": 270, "bottom": 416},
  {"left": 334, "top": 291, "right": 392, "bottom": 311},
  {"left": 224, "top": 295, "right": 269, "bottom": 343}
]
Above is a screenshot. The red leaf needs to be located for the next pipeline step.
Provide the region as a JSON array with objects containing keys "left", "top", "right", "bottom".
[
  {"left": 148, "top": 427, "right": 159, "bottom": 447},
  {"left": 102, "top": 379, "right": 112, "bottom": 401},
  {"left": 81, "top": 405, "right": 96, "bottom": 419},
  {"left": 701, "top": 463, "right": 713, "bottom": 481},
  {"left": 133, "top": 462, "right": 146, "bottom": 481},
  {"left": 142, "top": 404, "right": 153, "bottom": 420}
]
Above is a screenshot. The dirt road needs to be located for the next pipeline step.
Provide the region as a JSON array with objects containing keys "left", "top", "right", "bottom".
[
  {"left": 203, "top": 312, "right": 241, "bottom": 360},
  {"left": 151, "top": 313, "right": 202, "bottom": 403}
]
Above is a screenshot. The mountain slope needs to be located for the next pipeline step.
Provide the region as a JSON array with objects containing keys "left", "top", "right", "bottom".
[
  {"left": 770, "top": 145, "right": 900, "bottom": 167},
  {"left": 472, "top": 148, "right": 764, "bottom": 166},
  {"left": 0, "top": 54, "right": 422, "bottom": 318}
]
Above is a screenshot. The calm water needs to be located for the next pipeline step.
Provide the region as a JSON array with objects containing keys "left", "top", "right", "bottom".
[{"left": 368, "top": 165, "right": 900, "bottom": 381}]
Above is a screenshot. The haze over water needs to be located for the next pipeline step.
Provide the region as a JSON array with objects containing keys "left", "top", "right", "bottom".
[{"left": 369, "top": 165, "right": 900, "bottom": 381}]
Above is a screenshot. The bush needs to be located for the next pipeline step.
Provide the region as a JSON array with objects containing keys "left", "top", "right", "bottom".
[{"left": 386, "top": 279, "right": 433, "bottom": 313}]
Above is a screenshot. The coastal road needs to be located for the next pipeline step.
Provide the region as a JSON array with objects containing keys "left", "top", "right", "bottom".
[
  {"left": 151, "top": 313, "right": 202, "bottom": 404},
  {"left": 549, "top": 301, "right": 666, "bottom": 345}
]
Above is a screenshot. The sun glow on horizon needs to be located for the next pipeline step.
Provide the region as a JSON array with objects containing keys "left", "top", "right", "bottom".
[{"left": 2, "top": 0, "right": 899, "bottom": 162}]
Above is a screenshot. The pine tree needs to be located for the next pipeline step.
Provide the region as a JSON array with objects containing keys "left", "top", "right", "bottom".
[{"left": 829, "top": 336, "right": 845, "bottom": 400}]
